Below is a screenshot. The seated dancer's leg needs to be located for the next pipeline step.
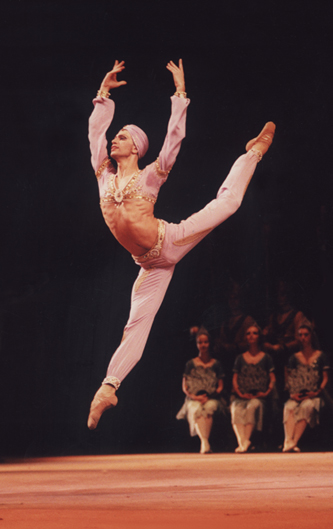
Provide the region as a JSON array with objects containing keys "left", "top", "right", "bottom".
[{"left": 87, "top": 265, "right": 175, "bottom": 429}]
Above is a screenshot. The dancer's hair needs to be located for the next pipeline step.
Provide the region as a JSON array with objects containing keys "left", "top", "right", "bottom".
[{"left": 195, "top": 326, "right": 211, "bottom": 342}]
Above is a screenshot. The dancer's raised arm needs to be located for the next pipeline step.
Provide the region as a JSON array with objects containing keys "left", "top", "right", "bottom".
[
  {"left": 88, "top": 60, "right": 127, "bottom": 174},
  {"left": 156, "top": 59, "right": 190, "bottom": 175}
]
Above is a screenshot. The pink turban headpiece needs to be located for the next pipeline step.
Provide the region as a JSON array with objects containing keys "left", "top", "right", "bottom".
[{"left": 123, "top": 124, "right": 149, "bottom": 159}]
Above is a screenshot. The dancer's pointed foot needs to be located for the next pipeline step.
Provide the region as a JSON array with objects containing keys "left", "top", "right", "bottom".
[
  {"left": 87, "top": 384, "right": 118, "bottom": 430},
  {"left": 246, "top": 122, "right": 276, "bottom": 159}
]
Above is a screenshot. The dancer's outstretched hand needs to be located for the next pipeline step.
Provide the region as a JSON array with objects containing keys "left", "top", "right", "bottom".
[
  {"left": 100, "top": 60, "right": 127, "bottom": 92},
  {"left": 166, "top": 59, "right": 185, "bottom": 93}
]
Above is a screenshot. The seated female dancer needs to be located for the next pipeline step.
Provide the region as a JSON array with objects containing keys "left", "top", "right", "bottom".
[
  {"left": 87, "top": 59, "right": 276, "bottom": 429},
  {"left": 283, "top": 324, "right": 330, "bottom": 452},
  {"left": 230, "top": 324, "right": 276, "bottom": 452},
  {"left": 176, "top": 328, "right": 226, "bottom": 454}
]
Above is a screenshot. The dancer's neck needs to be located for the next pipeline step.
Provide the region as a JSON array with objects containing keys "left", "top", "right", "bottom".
[
  {"left": 248, "top": 344, "right": 260, "bottom": 356},
  {"left": 197, "top": 352, "right": 213, "bottom": 365},
  {"left": 301, "top": 345, "right": 315, "bottom": 360},
  {"left": 116, "top": 157, "right": 139, "bottom": 180}
]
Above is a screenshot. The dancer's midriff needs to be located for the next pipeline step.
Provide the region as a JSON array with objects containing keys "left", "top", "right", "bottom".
[{"left": 100, "top": 199, "right": 159, "bottom": 256}]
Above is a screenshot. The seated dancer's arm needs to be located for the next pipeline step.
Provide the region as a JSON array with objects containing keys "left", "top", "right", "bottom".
[
  {"left": 156, "top": 59, "right": 190, "bottom": 175},
  {"left": 88, "top": 60, "right": 127, "bottom": 173}
]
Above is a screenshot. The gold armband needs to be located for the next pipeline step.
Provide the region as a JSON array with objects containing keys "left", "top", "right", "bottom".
[
  {"left": 174, "top": 91, "right": 187, "bottom": 98},
  {"left": 97, "top": 89, "right": 110, "bottom": 99}
]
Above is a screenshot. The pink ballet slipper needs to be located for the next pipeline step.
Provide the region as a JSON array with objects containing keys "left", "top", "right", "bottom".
[
  {"left": 246, "top": 122, "right": 276, "bottom": 159},
  {"left": 87, "top": 384, "right": 118, "bottom": 430}
]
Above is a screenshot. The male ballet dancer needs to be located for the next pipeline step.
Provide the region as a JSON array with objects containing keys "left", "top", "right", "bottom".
[{"left": 87, "top": 59, "right": 275, "bottom": 429}]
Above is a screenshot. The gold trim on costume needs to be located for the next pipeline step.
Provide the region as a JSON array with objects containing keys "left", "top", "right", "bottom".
[
  {"left": 250, "top": 148, "right": 263, "bottom": 162},
  {"left": 97, "top": 90, "right": 110, "bottom": 99},
  {"left": 134, "top": 269, "right": 152, "bottom": 292},
  {"left": 100, "top": 170, "right": 157, "bottom": 207},
  {"left": 132, "top": 220, "right": 165, "bottom": 263},
  {"left": 125, "top": 194, "right": 156, "bottom": 204},
  {"left": 174, "top": 91, "right": 187, "bottom": 98},
  {"left": 155, "top": 157, "right": 171, "bottom": 178},
  {"left": 173, "top": 229, "right": 212, "bottom": 246},
  {"left": 102, "top": 376, "right": 121, "bottom": 390},
  {"left": 95, "top": 157, "right": 113, "bottom": 179}
]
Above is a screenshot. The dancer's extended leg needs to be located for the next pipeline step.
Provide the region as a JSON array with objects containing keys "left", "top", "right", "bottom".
[
  {"left": 88, "top": 265, "right": 175, "bottom": 429},
  {"left": 160, "top": 122, "right": 275, "bottom": 267},
  {"left": 105, "top": 265, "right": 175, "bottom": 382},
  {"left": 161, "top": 149, "right": 261, "bottom": 265}
]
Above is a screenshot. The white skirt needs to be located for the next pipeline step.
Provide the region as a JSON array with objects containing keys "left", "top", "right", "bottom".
[
  {"left": 283, "top": 397, "right": 321, "bottom": 428},
  {"left": 230, "top": 397, "right": 265, "bottom": 431},
  {"left": 176, "top": 397, "right": 223, "bottom": 437}
]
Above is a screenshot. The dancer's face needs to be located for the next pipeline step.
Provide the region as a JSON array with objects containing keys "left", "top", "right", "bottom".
[
  {"left": 245, "top": 326, "right": 260, "bottom": 346},
  {"left": 196, "top": 334, "right": 210, "bottom": 356},
  {"left": 297, "top": 328, "right": 312, "bottom": 348},
  {"left": 111, "top": 129, "right": 137, "bottom": 159}
]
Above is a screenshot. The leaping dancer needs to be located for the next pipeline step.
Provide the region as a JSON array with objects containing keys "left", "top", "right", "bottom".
[{"left": 87, "top": 59, "right": 275, "bottom": 429}]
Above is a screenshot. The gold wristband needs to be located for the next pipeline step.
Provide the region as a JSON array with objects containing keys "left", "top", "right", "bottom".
[
  {"left": 174, "top": 91, "right": 187, "bottom": 98},
  {"left": 97, "top": 89, "right": 110, "bottom": 99}
]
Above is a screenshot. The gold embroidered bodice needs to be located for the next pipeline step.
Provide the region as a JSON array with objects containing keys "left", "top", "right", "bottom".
[
  {"left": 102, "top": 170, "right": 156, "bottom": 207},
  {"left": 97, "top": 157, "right": 170, "bottom": 208}
]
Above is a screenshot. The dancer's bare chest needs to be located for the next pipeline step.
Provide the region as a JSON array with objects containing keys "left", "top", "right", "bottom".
[{"left": 100, "top": 200, "right": 158, "bottom": 254}]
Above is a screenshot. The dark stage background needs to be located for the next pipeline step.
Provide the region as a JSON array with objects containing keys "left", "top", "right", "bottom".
[{"left": 1, "top": 0, "right": 333, "bottom": 457}]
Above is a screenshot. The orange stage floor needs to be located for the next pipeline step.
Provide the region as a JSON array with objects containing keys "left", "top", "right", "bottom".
[{"left": 1, "top": 452, "right": 332, "bottom": 528}]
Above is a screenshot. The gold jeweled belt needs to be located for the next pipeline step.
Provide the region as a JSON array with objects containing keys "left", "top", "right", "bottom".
[{"left": 132, "top": 220, "right": 165, "bottom": 263}]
